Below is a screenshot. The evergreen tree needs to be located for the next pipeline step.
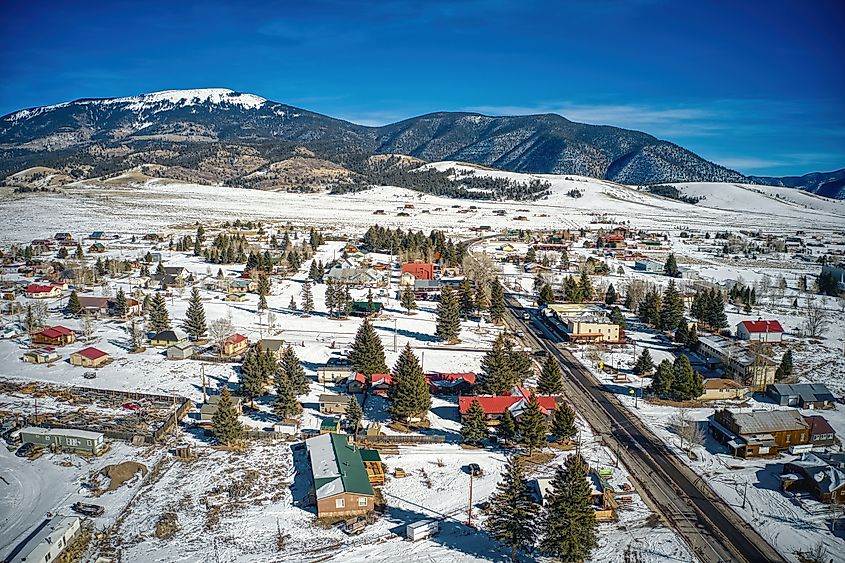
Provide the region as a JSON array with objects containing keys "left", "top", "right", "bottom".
[
  {"left": 148, "top": 293, "right": 171, "bottom": 332},
  {"left": 475, "top": 284, "right": 490, "bottom": 312},
  {"left": 506, "top": 339, "right": 533, "bottom": 383},
  {"left": 308, "top": 260, "right": 320, "bottom": 282},
  {"left": 604, "top": 283, "right": 617, "bottom": 305},
  {"left": 239, "top": 351, "right": 266, "bottom": 407},
  {"left": 113, "top": 288, "right": 128, "bottom": 318},
  {"left": 551, "top": 401, "right": 576, "bottom": 442},
  {"left": 563, "top": 276, "right": 582, "bottom": 303},
  {"left": 489, "top": 279, "right": 506, "bottom": 324},
  {"left": 578, "top": 270, "right": 593, "bottom": 301},
  {"left": 288, "top": 295, "right": 297, "bottom": 311},
  {"left": 211, "top": 388, "right": 243, "bottom": 446},
  {"left": 518, "top": 394, "right": 547, "bottom": 455},
  {"left": 638, "top": 289, "right": 662, "bottom": 327},
  {"left": 709, "top": 289, "right": 729, "bottom": 330},
  {"left": 349, "top": 318, "right": 388, "bottom": 381},
  {"left": 660, "top": 280, "right": 685, "bottom": 331},
  {"left": 540, "top": 454, "right": 597, "bottom": 561},
  {"left": 388, "top": 344, "right": 431, "bottom": 423},
  {"left": 486, "top": 456, "right": 539, "bottom": 561},
  {"left": 273, "top": 376, "right": 302, "bottom": 420},
  {"left": 459, "top": 278, "right": 475, "bottom": 318},
  {"left": 498, "top": 409, "right": 517, "bottom": 443},
  {"left": 538, "top": 283, "right": 555, "bottom": 307},
  {"left": 460, "top": 399, "right": 489, "bottom": 445},
  {"left": 687, "top": 323, "right": 700, "bottom": 351},
  {"left": 525, "top": 247, "right": 537, "bottom": 263},
  {"left": 67, "top": 290, "right": 82, "bottom": 315},
  {"left": 664, "top": 253, "right": 680, "bottom": 277},
  {"left": 301, "top": 279, "right": 314, "bottom": 314},
  {"left": 670, "top": 355, "right": 702, "bottom": 400},
  {"left": 184, "top": 287, "right": 208, "bottom": 340},
  {"left": 651, "top": 359, "right": 675, "bottom": 396},
  {"left": 142, "top": 293, "right": 152, "bottom": 314},
  {"left": 281, "top": 346, "right": 310, "bottom": 394},
  {"left": 480, "top": 334, "right": 516, "bottom": 395},
  {"left": 674, "top": 318, "right": 689, "bottom": 344},
  {"left": 609, "top": 306, "right": 627, "bottom": 329},
  {"left": 345, "top": 396, "right": 363, "bottom": 434},
  {"left": 633, "top": 348, "right": 654, "bottom": 375},
  {"left": 400, "top": 286, "right": 417, "bottom": 313},
  {"left": 775, "top": 350, "right": 794, "bottom": 381},
  {"left": 537, "top": 356, "right": 564, "bottom": 395},
  {"left": 435, "top": 286, "right": 461, "bottom": 342},
  {"left": 75, "top": 243, "right": 84, "bottom": 260}
]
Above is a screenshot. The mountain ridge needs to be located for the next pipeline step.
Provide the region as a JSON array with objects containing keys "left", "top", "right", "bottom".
[{"left": 0, "top": 88, "right": 840, "bottom": 195}]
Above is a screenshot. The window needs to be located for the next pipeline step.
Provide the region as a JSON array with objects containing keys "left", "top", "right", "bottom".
[
  {"left": 358, "top": 497, "right": 368, "bottom": 507},
  {"left": 335, "top": 498, "right": 345, "bottom": 509},
  {"left": 66, "top": 438, "right": 79, "bottom": 446},
  {"left": 785, "top": 435, "right": 791, "bottom": 444},
  {"left": 86, "top": 440, "right": 92, "bottom": 445}
]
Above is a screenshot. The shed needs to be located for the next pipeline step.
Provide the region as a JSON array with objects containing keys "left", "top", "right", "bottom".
[
  {"left": 69, "top": 347, "right": 110, "bottom": 368},
  {"left": 319, "top": 394, "right": 352, "bottom": 415},
  {"left": 318, "top": 366, "right": 355, "bottom": 383},
  {"left": 167, "top": 341, "right": 195, "bottom": 360}
]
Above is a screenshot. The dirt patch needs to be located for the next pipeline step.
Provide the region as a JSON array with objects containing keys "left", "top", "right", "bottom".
[
  {"left": 101, "top": 461, "right": 148, "bottom": 492},
  {"left": 154, "top": 512, "right": 179, "bottom": 539}
]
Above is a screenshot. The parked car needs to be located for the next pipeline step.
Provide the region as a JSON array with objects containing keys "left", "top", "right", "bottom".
[
  {"left": 522, "top": 312, "right": 531, "bottom": 320},
  {"left": 71, "top": 502, "right": 105, "bottom": 517},
  {"left": 15, "top": 443, "right": 36, "bottom": 457},
  {"left": 122, "top": 401, "right": 141, "bottom": 411},
  {"left": 533, "top": 350, "right": 548, "bottom": 357},
  {"left": 465, "top": 463, "right": 483, "bottom": 477},
  {"left": 83, "top": 371, "right": 97, "bottom": 380}
]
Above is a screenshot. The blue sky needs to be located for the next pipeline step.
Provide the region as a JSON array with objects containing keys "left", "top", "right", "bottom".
[{"left": 1, "top": 0, "right": 843, "bottom": 176}]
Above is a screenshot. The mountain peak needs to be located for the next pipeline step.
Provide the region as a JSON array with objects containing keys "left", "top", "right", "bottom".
[{"left": 107, "top": 88, "right": 267, "bottom": 110}]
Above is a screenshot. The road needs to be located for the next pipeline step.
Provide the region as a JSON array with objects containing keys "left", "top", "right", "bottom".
[{"left": 504, "top": 296, "right": 785, "bottom": 563}]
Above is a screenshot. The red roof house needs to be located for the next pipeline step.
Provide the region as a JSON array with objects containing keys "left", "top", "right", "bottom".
[
  {"left": 70, "top": 346, "right": 110, "bottom": 367},
  {"left": 370, "top": 373, "right": 394, "bottom": 396},
  {"left": 25, "top": 283, "right": 61, "bottom": 299},
  {"left": 459, "top": 386, "right": 558, "bottom": 425},
  {"left": 32, "top": 325, "right": 76, "bottom": 346},
  {"left": 347, "top": 372, "right": 367, "bottom": 393},
  {"left": 400, "top": 261, "right": 435, "bottom": 281},
  {"left": 223, "top": 333, "right": 249, "bottom": 356},
  {"left": 425, "top": 372, "right": 477, "bottom": 394},
  {"left": 736, "top": 320, "right": 784, "bottom": 342}
]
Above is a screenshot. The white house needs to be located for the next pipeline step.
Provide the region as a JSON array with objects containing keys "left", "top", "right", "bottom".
[
  {"left": 736, "top": 320, "right": 784, "bottom": 343},
  {"left": 9, "top": 515, "right": 81, "bottom": 563}
]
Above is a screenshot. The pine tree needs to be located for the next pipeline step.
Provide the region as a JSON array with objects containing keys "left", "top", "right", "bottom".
[
  {"left": 148, "top": 293, "right": 171, "bottom": 332},
  {"left": 660, "top": 280, "right": 685, "bottom": 331},
  {"left": 518, "top": 394, "right": 547, "bottom": 455},
  {"left": 301, "top": 279, "right": 314, "bottom": 314},
  {"left": 183, "top": 287, "right": 208, "bottom": 340},
  {"left": 578, "top": 270, "right": 593, "bottom": 301},
  {"left": 633, "top": 348, "right": 654, "bottom": 375},
  {"left": 537, "top": 356, "right": 563, "bottom": 395},
  {"left": 460, "top": 399, "right": 489, "bottom": 445},
  {"left": 281, "top": 346, "right": 310, "bottom": 395},
  {"left": 239, "top": 351, "right": 266, "bottom": 407},
  {"left": 489, "top": 279, "right": 506, "bottom": 324},
  {"left": 540, "top": 453, "right": 597, "bottom": 561},
  {"left": 651, "top": 359, "right": 674, "bottom": 396},
  {"left": 349, "top": 318, "right": 388, "bottom": 381},
  {"left": 674, "top": 318, "right": 689, "bottom": 344},
  {"left": 486, "top": 456, "right": 539, "bottom": 560},
  {"left": 113, "top": 288, "right": 128, "bottom": 318},
  {"left": 345, "top": 396, "right": 363, "bottom": 434},
  {"left": 775, "top": 350, "right": 793, "bottom": 381},
  {"left": 459, "top": 278, "right": 475, "bottom": 318},
  {"left": 506, "top": 339, "right": 533, "bottom": 383},
  {"left": 538, "top": 283, "right": 555, "bottom": 307},
  {"left": 664, "top": 253, "right": 680, "bottom": 277},
  {"left": 67, "top": 290, "right": 82, "bottom": 315},
  {"left": 388, "top": 344, "right": 431, "bottom": 423},
  {"left": 638, "top": 289, "right": 662, "bottom": 327},
  {"left": 687, "top": 323, "right": 700, "bottom": 351},
  {"left": 211, "top": 388, "right": 243, "bottom": 446},
  {"left": 475, "top": 284, "right": 490, "bottom": 311},
  {"left": 551, "top": 401, "right": 576, "bottom": 443},
  {"left": 498, "top": 409, "right": 517, "bottom": 443},
  {"left": 480, "top": 334, "right": 515, "bottom": 395},
  {"left": 604, "top": 283, "right": 617, "bottom": 305},
  {"left": 609, "top": 305, "right": 626, "bottom": 329},
  {"left": 142, "top": 293, "right": 152, "bottom": 314},
  {"left": 670, "top": 355, "right": 700, "bottom": 400},
  {"left": 273, "top": 376, "right": 302, "bottom": 420},
  {"left": 435, "top": 286, "right": 461, "bottom": 342},
  {"left": 525, "top": 247, "right": 537, "bottom": 263},
  {"left": 400, "top": 286, "right": 417, "bottom": 313},
  {"left": 308, "top": 260, "right": 320, "bottom": 282}
]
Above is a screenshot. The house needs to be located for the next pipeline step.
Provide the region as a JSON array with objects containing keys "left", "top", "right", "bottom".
[
  {"left": 346, "top": 373, "right": 367, "bottom": 394},
  {"left": 88, "top": 242, "right": 106, "bottom": 253},
  {"left": 223, "top": 333, "right": 249, "bottom": 356},
  {"left": 599, "top": 234, "right": 626, "bottom": 249},
  {"left": 226, "top": 292, "right": 248, "bottom": 302},
  {"left": 26, "top": 283, "right": 61, "bottom": 299},
  {"left": 804, "top": 415, "right": 836, "bottom": 447},
  {"left": 256, "top": 338, "right": 286, "bottom": 359},
  {"left": 54, "top": 232, "right": 73, "bottom": 241},
  {"left": 167, "top": 342, "right": 195, "bottom": 360},
  {"left": 781, "top": 453, "right": 845, "bottom": 503},
  {"left": 77, "top": 296, "right": 111, "bottom": 316},
  {"left": 547, "top": 303, "right": 621, "bottom": 343},
  {"left": 32, "top": 326, "right": 76, "bottom": 347},
  {"left": 319, "top": 394, "right": 353, "bottom": 415},
  {"left": 413, "top": 279, "right": 443, "bottom": 298},
  {"left": 350, "top": 301, "right": 383, "bottom": 317},
  {"left": 23, "top": 348, "right": 61, "bottom": 364},
  {"left": 69, "top": 347, "right": 110, "bottom": 368},
  {"left": 318, "top": 366, "right": 355, "bottom": 383},
  {"left": 89, "top": 231, "right": 106, "bottom": 239},
  {"left": 320, "top": 418, "right": 341, "bottom": 434},
  {"left": 736, "top": 320, "right": 784, "bottom": 343},
  {"left": 710, "top": 408, "right": 810, "bottom": 458},
  {"left": 7, "top": 515, "right": 81, "bottom": 563},
  {"left": 150, "top": 329, "right": 188, "bottom": 347},
  {"left": 324, "top": 264, "right": 385, "bottom": 287},
  {"left": 698, "top": 378, "right": 748, "bottom": 401},
  {"left": 530, "top": 469, "right": 615, "bottom": 521},
  {"left": 766, "top": 383, "right": 835, "bottom": 409},
  {"left": 200, "top": 394, "right": 243, "bottom": 421},
  {"left": 401, "top": 261, "right": 434, "bottom": 281},
  {"left": 459, "top": 386, "right": 558, "bottom": 426},
  {"left": 305, "top": 433, "right": 375, "bottom": 518},
  {"left": 697, "top": 335, "right": 777, "bottom": 390},
  {"left": 360, "top": 448, "right": 385, "bottom": 486},
  {"left": 370, "top": 373, "right": 394, "bottom": 396},
  {"left": 634, "top": 259, "right": 663, "bottom": 273},
  {"left": 20, "top": 427, "right": 106, "bottom": 454},
  {"left": 229, "top": 278, "right": 258, "bottom": 293},
  {"left": 425, "top": 372, "right": 477, "bottom": 395}
]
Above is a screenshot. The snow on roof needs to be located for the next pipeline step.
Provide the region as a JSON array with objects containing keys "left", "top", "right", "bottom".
[
  {"left": 306, "top": 433, "right": 373, "bottom": 499},
  {"left": 726, "top": 409, "right": 808, "bottom": 435},
  {"left": 7, "top": 515, "right": 80, "bottom": 563},
  {"left": 739, "top": 320, "right": 784, "bottom": 333},
  {"left": 788, "top": 453, "right": 845, "bottom": 493},
  {"left": 21, "top": 426, "right": 104, "bottom": 440}
]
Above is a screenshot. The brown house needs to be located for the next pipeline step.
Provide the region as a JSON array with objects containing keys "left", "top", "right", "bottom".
[
  {"left": 710, "top": 409, "right": 809, "bottom": 458},
  {"left": 32, "top": 326, "right": 76, "bottom": 347},
  {"left": 781, "top": 453, "right": 845, "bottom": 503},
  {"left": 69, "top": 347, "right": 111, "bottom": 368}
]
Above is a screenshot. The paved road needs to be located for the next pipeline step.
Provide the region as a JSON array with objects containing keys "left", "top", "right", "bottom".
[{"left": 504, "top": 297, "right": 785, "bottom": 563}]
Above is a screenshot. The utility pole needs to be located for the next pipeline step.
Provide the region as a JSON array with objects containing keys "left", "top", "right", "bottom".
[
  {"left": 467, "top": 471, "right": 474, "bottom": 527},
  {"left": 742, "top": 480, "right": 748, "bottom": 509},
  {"left": 202, "top": 366, "right": 207, "bottom": 403},
  {"left": 393, "top": 318, "right": 397, "bottom": 353}
]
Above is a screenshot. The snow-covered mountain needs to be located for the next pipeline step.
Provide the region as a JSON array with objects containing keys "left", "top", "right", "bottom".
[{"left": 0, "top": 88, "right": 837, "bottom": 192}]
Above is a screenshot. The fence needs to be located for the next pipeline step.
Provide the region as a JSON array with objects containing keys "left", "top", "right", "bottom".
[{"left": 354, "top": 434, "right": 445, "bottom": 445}]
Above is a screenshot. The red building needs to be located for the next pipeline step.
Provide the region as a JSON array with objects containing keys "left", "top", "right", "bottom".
[
  {"left": 32, "top": 326, "right": 76, "bottom": 347},
  {"left": 401, "top": 261, "right": 434, "bottom": 281},
  {"left": 459, "top": 386, "right": 558, "bottom": 425}
]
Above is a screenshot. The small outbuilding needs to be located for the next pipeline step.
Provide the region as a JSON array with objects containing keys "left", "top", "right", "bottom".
[
  {"left": 69, "top": 347, "right": 110, "bottom": 368},
  {"left": 167, "top": 341, "right": 195, "bottom": 360}
]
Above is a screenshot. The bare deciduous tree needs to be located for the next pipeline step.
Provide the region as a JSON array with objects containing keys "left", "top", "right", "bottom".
[
  {"left": 804, "top": 297, "right": 830, "bottom": 339},
  {"left": 670, "top": 410, "right": 705, "bottom": 452},
  {"left": 209, "top": 316, "right": 235, "bottom": 357},
  {"left": 81, "top": 314, "right": 96, "bottom": 343},
  {"left": 462, "top": 252, "right": 499, "bottom": 285}
]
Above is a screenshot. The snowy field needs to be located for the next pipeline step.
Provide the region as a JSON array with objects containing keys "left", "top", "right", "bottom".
[{"left": 0, "top": 165, "right": 843, "bottom": 562}]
